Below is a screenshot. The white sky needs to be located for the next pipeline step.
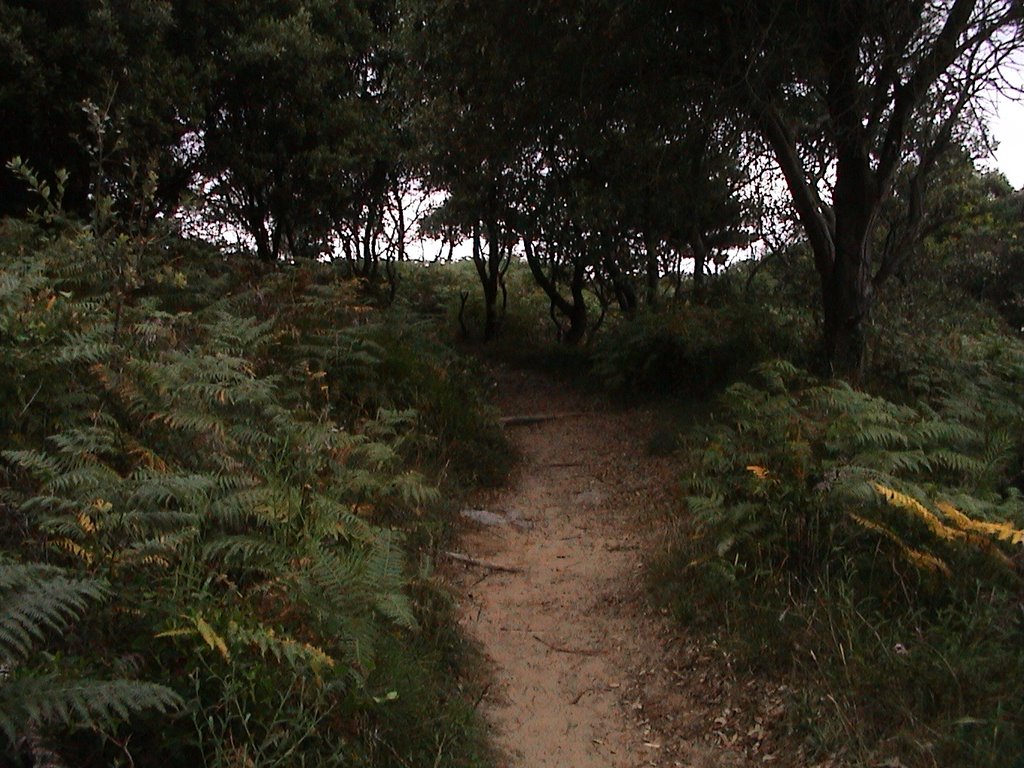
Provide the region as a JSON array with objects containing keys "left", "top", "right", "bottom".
[
  {"left": 407, "top": 80, "right": 1024, "bottom": 262},
  {"left": 990, "top": 95, "right": 1024, "bottom": 188}
]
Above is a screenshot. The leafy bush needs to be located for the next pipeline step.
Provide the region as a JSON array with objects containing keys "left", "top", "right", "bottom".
[
  {"left": 0, "top": 174, "right": 501, "bottom": 766},
  {"left": 591, "top": 295, "right": 806, "bottom": 400},
  {"left": 659, "top": 360, "right": 1024, "bottom": 766}
]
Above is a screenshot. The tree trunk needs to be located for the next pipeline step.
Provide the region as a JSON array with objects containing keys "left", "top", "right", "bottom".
[
  {"left": 690, "top": 225, "right": 709, "bottom": 300},
  {"left": 562, "top": 303, "right": 588, "bottom": 345},
  {"left": 563, "top": 261, "right": 589, "bottom": 345},
  {"left": 643, "top": 232, "right": 660, "bottom": 307},
  {"left": 756, "top": 101, "right": 879, "bottom": 381},
  {"left": 820, "top": 251, "right": 871, "bottom": 380},
  {"left": 819, "top": 126, "right": 880, "bottom": 380},
  {"left": 249, "top": 200, "right": 276, "bottom": 263},
  {"left": 603, "top": 255, "right": 637, "bottom": 316},
  {"left": 523, "top": 236, "right": 588, "bottom": 345},
  {"left": 472, "top": 221, "right": 502, "bottom": 341},
  {"left": 254, "top": 226, "right": 274, "bottom": 263},
  {"left": 393, "top": 184, "right": 407, "bottom": 262},
  {"left": 362, "top": 209, "right": 379, "bottom": 280}
]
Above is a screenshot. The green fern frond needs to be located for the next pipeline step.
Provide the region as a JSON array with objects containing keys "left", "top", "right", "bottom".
[
  {"left": 155, "top": 408, "right": 227, "bottom": 438},
  {"left": 227, "top": 621, "right": 336, "bottom": 674},
  {"left": 387, "top": 471, "right": 440, "bottom": 509},
  {"left": 929, "top": 449, "right": 987, "bottom": 478},
  {"left": 2, "top": 450, "right": 62, "bottom": 483},
  {"left": 202, "top": 536, "right": 287, "bottom": 570},
  {"left": 366, "top": 530, "right": 403, "bottom": 580},
  {"left": 0, "top": 562, "right": 108, "bottom": 660},
  {"left": 752, "top": 359, "right": 802, "bottom": 392},
  {"left": 55, "top": 333, "right": 115, "bottom": 364},
  {"left": 852, "top": 449, "right": 931, "bottom": 474},
  {"left": 351, "top": 441, "right": 398, "bottom": 470},
  {"left": 0, "top": 676, "right": 182, "bottom": 743},
  {"left": 847, "top": 425, "right": 912, "bottom": 450},
  {"left": 301, "top": 546, "right": 368, "bottom": 604},
  {"left": 128, "top": 469, "right": 216, "bottom": 499},
  {"left": 306, "top": 495, "right": 373, "bottom": 541},
  {"left": 374, "top": 593, "right": 417, "bottom": 631},
  {"left": 915, "top": 418, "right": 981, "bottom": 446}
]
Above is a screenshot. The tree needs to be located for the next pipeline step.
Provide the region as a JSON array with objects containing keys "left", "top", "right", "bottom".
[
  {"left": 0, "top": 0, "right": 193, "bottom": 218},
  {"left": 907, "top": 155, "right": 1024, "bottom": 328},
  {"left": 705, "top": 0, "right": 1024, "bottom": 377},
  {"left": 404, "top": 0, "right": 529, "bottom": 339},
  {"left": 408, "top": 0, "right": 750, "bottom": 341},
  {"left": 180, "top": 0, "right": 403, "bottom": 263}
]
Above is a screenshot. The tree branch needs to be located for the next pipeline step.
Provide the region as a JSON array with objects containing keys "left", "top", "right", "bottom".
[{"left": 753, "top": 102, "right": 836, "bottom": 278}]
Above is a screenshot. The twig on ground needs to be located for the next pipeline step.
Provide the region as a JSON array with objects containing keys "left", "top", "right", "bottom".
[
  {"left": 532, "top": 634, "right": 604, "bottom": 656},
  {"left": 442, "top": 551, "right": 524, "bottom": 574},
  {"left": 604, "top": 542, "right": 640, "bottom": 552},
  {"left": 499, "top": 411, "right": 589, "bottom": 427},
  {"left": 472, "top": 683, "right": 492, "bottom": 711},
  {"left": 571, "top": 686, "right": 598, "bottom": 704}
]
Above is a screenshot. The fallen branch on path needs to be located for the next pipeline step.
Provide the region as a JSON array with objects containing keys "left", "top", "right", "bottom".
[
  {"left": 499, "top": 411, "right": 589, "bottom": 427},
  {"left": 570, "top": 686, "right": 598, "bottom": 705},
  {"left": 442, "top": 551, "right": 524, "bottom": 574},
  {"left": 532, "top": 634, "right": 604, "bottom": 656},
  {"left": 472, "top": 683, "right": 492, "bottom": 711}
]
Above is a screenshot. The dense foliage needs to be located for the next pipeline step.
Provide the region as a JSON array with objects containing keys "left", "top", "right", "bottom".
[
  {"left": 0, "top": 169, "right": 504, "bottom": 766},
  {"left": 2, "top": 1, "right": 1023, "bottom": 766},
  {"left": 625, "top": 260, "right": 1024, "bottom": 765}
]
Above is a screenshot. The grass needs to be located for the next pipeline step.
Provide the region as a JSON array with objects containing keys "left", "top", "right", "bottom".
[{"left": 650, "top": 355, "right": 1024, "bottom": 767}]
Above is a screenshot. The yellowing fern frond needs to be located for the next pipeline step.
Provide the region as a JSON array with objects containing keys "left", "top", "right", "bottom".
[
  {"left": 194, "top": 615, "right": 230, "bottom": 660},
  {"left": 154, "top": 617, "right": 231, "bottom": 660},
  {"left": 51, "top": 538, "right": 94, "bottom": 565},
  {"left": 849, "top": 513, "right": 951, "bottom": 576},
  {"left": 296, "top": 639, "right": 335, "bottom": 672},
  {"left": 128, "top": 444, "right": 168, "bottom": 472},
  {"left": 871, "top": 482, "right": 965, "bottom": 542},
  {"left": 229, "top": 623, "right": 336, "bottom": 674},
  {"left": 904, "top": 548, "right": 952, "bottom": 576},
  {"left": 936, "top": 502, "right": 1024, "bottom": 546},
  {"left": 154, "top": 627, "right": 194, "bottom": 639}
]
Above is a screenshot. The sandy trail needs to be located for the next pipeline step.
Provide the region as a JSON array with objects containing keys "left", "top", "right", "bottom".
[
  {"left": 449, "top": 368, "right": 683, "bottom": 767},
  {"left": 447, "top": 367, "right": 828, "bottom": 768}
]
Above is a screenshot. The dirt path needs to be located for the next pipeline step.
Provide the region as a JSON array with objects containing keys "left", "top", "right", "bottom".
[{"left": 446, "top": 368, "right": 733, "bottom": 768}]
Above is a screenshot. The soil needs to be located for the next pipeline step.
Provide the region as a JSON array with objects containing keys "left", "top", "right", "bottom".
[{"left": 445, "top": 367, "right": 825, "bottom": 768}]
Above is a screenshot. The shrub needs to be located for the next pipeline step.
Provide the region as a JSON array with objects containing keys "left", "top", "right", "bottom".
[
  {"left": 0, "top": 176, "right": 500, "bottom": 766},
  {"left": 660, "top": 360, "right": 1024, "bottom": 766},
  {"left": 591, "top": 298, "right": 806, "bottom": 400}
]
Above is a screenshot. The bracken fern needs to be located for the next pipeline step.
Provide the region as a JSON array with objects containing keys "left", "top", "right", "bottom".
[{"left": 668, "top": 358, "right": 1024, "bottom": 766}]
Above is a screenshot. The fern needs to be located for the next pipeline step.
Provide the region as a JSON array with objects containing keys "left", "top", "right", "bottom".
[
  {"left": 226, "top": 621, "right": 337, "bottom": 674},
  {"left": 1, "top": 205, "right": 500, "bottom": 765},
  {"left": 0, "top": 561, "right": 181, "bottom": 748},
  {"left": 0, "top": 562, "right": 108, "bottom": 660},
  {"left": 685, "top": 361, "right": 1024, "bottom": 585},
  {"left": 0, "top": 677, "right": 181, "bottom": 744}
]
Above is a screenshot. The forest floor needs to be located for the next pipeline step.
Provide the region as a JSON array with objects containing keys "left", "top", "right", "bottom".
[{"left": 445, "top": 366, "right": 830, "bottom": 768}]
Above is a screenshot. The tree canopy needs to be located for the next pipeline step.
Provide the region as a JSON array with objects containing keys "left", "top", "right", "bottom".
[
  {"left": 1, "top": 0, "right": 1021, "bottom": 359},
  {"left": 4, "top": 3, "right": 1024, "bottom": 766}
]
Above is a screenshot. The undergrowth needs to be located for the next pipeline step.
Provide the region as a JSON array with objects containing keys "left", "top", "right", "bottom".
[
  {"left": 0, "top": 168, "right": 505, "bottom": 766},
  {"left": 591, "top": 297, "right": 807, "bottom": 401},
  {"left": 656, "top": 356, "right": 1024, "bottom": 767}
]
